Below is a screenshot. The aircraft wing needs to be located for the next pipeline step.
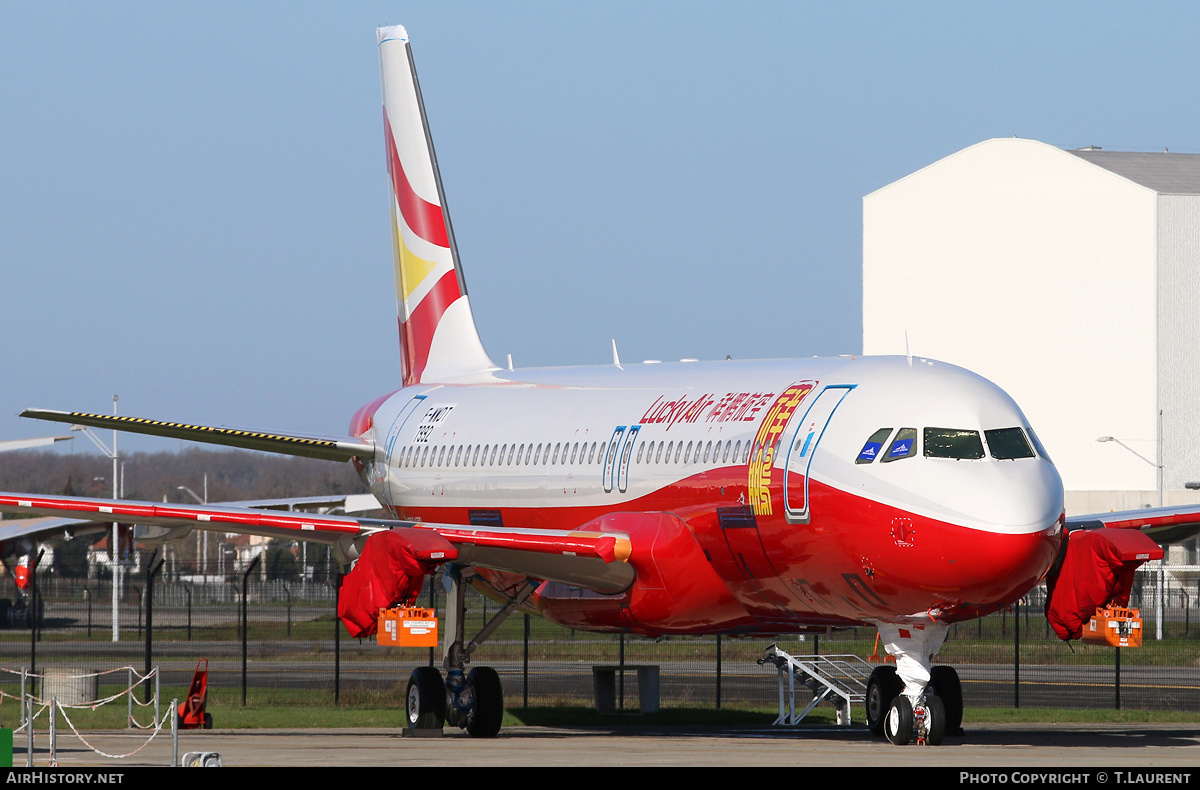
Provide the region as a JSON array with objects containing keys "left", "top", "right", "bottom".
[
  {"left": 0, "top": 493, "right": 634, "bottom": 593},
  {"left": 1066, "top": 504, "right": 1200, "bottom": 544},
  {"left": 21, "top": 409, "right": 372, "bottom": 463},
  {"left": 220, "top": 493, "right": 383, "bottom": 513},
  {"left": 0, "top": 436, "right": 73, "bottom": 453},
  {"left": 0, "top": 516, "right": 107, "bottom": 544}
]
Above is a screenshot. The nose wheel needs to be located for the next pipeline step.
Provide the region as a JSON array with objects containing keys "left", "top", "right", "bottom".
[
  {"left": 883, "top": 695, "right": 913, "bottom": 745},
  {"left": 884, "top": 694, "right": 945, "bottom": 746}
]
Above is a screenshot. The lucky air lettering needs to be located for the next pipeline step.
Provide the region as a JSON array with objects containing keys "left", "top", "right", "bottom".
[
  {"left": 639, "top": 391, "right": 776, "bottom": 430},
  {"left": 747, "top": 382, "right": 816, "bottom": 516},
  {"left": 640, "top": 394, "right": 715, "bottom": 430}
]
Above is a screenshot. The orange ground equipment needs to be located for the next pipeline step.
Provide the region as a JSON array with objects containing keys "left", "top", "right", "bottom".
[
  {"left": 377, "top": 606, "right": 439, "bottom": 648},
  {"left": 177, "top": 658, "right": 213, "bottom": 729},
  {"left": 1082, "top": 606, "right": 1144, "bottom": 648}
]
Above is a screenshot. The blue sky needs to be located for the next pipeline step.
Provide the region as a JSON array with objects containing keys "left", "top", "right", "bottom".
[{"left": 3, "top": 3, "right": 1199, "bottom": 453}]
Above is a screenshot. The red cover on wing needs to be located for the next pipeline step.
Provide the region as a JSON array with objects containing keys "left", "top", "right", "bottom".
[
  {"left": 1044, "top": 528, "right": 1163, "bottom": 641},
  {"left": 337, "top": 528, "right": 457, "bottom": 638}
]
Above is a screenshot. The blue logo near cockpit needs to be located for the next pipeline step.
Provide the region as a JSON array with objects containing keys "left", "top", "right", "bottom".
[
  {"left": 857, "top": 442, "right": 883, "bottom": 463},
  {"left": 887, "top": 439, "right": 913, "bottom": 459}
]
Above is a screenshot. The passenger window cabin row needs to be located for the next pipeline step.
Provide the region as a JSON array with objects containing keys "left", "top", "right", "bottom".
[{"left": 397, "top": 436, "right": 794, "bottom": 470}]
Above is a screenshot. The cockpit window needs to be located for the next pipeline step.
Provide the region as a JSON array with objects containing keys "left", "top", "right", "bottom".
[
  {"left": 856, "top": 428, "right": 893, "bottom": 464},
  {"left": 924, "top": 428, "right": 984, "bottom": 459},
  {"left": 882, "top": 428, "right": 918, "bottom": 462},
  {"left": 1027, "top": 427, "right": 1052, "bottom": 462},
  {"left": 985, "top": 427, "right": 1036, "bottom": 460}
]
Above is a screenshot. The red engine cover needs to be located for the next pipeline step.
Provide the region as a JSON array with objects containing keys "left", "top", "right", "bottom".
[
  {"left": 337, "top": 528, "right": 457, "bottom": 637},
  {"left": 1044, "top": 528, "right": 1163, "bottom": 641}
]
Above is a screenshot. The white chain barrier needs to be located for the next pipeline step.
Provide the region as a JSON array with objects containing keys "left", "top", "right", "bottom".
[{"left": 0, "top": 666, "right": 179, "bottom": 766}]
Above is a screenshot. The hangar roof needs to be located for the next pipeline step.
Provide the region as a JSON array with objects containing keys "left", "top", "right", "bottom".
[{"left": 1068, "top": 149, "right": 1200, "bottom": 194}]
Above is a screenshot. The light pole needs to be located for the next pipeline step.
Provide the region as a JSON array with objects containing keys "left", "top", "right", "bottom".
[
  {"left": 1098, "top": 410, "right": 1165, "bottom": 639},
  {"left": 71, "top": 395, "right": 121, "bottom": 642},
  {"left": 177, "top": 476, "right": 208, "bottom": 578}
]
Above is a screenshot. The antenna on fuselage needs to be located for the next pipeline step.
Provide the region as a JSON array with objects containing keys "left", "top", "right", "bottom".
[
  {"left": 507, "top": 353, "right": 514, "bottom": 371},
  {"left": 611, "top": 339, "right": 622, "bottom": 369},
  {"left": 904, "top": 329, "right": 912, "bottom": 366}
]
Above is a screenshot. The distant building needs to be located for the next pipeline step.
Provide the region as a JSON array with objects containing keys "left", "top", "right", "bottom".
[{"left": 864, "top": 139, "right": 1200, "bottom": 538}]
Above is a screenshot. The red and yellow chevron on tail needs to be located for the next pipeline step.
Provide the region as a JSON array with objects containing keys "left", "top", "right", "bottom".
[{"left": 378, "top": 26, "right": 495, "bottom": 386}]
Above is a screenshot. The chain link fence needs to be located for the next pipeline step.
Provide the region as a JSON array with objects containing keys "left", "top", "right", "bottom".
[{"left": 2, "top": 563, "right": 1198, "bottom": 715}]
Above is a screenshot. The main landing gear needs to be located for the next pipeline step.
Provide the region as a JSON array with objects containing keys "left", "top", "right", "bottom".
[
  {"left": 404, "top": 568, "right": 536, "bottom": 738},
  {"left": 868, "top": 621, "right": 963, "bottom": 746}
]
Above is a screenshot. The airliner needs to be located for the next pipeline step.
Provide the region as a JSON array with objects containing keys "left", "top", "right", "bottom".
[{"left": 0, "top": 25, "right": 1186, "bottom": 746}]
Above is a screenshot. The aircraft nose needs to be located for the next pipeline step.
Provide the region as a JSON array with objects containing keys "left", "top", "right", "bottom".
[
  {"left": 872, "top": 457, "right": 1065, "bottom": 618},
  {"left": 940, "top": 458, "right": 1064, "bottom": 534},
  {"left": 932, "top": 460, "right": 1065, "bottom": 612}
]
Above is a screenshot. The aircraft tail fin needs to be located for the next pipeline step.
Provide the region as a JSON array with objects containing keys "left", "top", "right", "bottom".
[{"left": 378, "top": 26, "right": 496, "bottom": 386}]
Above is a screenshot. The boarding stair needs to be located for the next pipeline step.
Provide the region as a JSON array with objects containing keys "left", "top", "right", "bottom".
[{"left": 758, "top": 644, "right": 872, "bottom": 726}]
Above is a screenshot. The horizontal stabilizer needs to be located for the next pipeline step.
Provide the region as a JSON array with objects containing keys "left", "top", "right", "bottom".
[{"left": 21, "top": 409, "right": 373, "bottom": 463}]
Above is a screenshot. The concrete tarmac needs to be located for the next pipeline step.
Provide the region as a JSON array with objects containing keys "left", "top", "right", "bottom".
[{"left": 21, "top": 722, "right": 1200, "bottom": 768}]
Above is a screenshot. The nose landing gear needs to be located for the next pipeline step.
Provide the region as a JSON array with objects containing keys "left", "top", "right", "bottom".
[
  {"left": 872, "top": 620, "right": 961, "bottom": 745},
  {"left": 884, "top": 694, "right": 946, "bottom": 746}
]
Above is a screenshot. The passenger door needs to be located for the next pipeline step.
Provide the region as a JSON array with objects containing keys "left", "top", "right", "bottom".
[{"left": 782, "top": 386, "right": 853, "bottom": 523}]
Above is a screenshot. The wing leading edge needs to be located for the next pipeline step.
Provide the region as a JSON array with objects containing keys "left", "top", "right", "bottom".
[
  {"left": 21, "top": 409, "right": 372, "bottom": 463},
  {"left": 1067, "top": 504, "right": 1200, "bottom": 544}
]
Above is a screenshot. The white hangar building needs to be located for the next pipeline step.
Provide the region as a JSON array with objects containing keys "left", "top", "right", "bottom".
[{"left": 863, "top": 137, "right": 1200, "bottom": 519}]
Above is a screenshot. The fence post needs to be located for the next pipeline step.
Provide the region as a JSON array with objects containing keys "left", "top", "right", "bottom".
[
  {"left": 48, "top": 697, "right": 55, "bottom": 768},
  {"left": 426, "top": 573, "right": 437, "bottom": 668},
  {"left": 716, "top": 635, "right": 722, "bottom": 710},
  {"left": 334, "top": 571, "right": 341, "bottom": 706},
  {"left": 618, "top": 634, "right": 626, "bottom": 711},
  {"left": 171, "top": 697, "right": 179, "bottom": 767},
  {"left": 1014, "top": 600, "right": 1020, "bottom": 709},
  {"left": 126, "top": 669, "right": 132, "bottom": 728},
  {"left": 523, "top": 613, "right": 530, "bottom": 709},
  {"left": 1115, "top": 646, "right": 1121, "bottom": 710},
  {"left": 30, "top": 550, "right": 43, "bottom": 685},
  {"left": 20, "top": 667, "right": 26, "bottom": 729},
  {"left": 26, "top": 693, "right": 33, "bottom": 767},
  {"left": 241, "top": 554, "right": 262, "bottom": 707},
  {"left": 145, "top": 550, "right": 163, "bottom": 704}
]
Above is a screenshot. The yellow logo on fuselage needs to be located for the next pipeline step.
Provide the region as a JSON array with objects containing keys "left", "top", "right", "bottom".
[{"left": 747, "top": 382, "right": 815, "bottom": 516}]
